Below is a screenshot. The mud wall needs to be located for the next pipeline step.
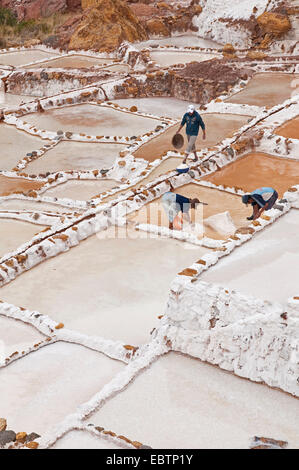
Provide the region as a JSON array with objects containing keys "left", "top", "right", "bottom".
[{"left": 4, "top": 70, "right": 115, "bottom": 97}]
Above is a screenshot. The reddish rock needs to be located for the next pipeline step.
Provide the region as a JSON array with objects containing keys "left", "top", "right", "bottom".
[
  {"left": 69, "top": 0, "right": 148, "bottom": 51},
  {"left": 257, "top": 12, "right": 291, "bottom": 35},
  {"left": 145, "top": 18, "right": 169, "bottom": 36},
  {"left": 66, "top": 0, "right": 81, "bottom": 10},
  {"left": 1, "top": 0, "right": 67, "bottom": 21}
]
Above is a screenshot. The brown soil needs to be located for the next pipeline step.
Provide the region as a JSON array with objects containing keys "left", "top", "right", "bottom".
[
  {"left": 0, "top": 175, "right": 44, "bottom": 196},
  {"left": 176, "top": 59, "right": 252, "bottom": 83},
  {"left": 202, "top": 152, "right": 299, "bottom": 197},
  {"left": 133, "top": 114, "right": 250, "bottom": 162}
]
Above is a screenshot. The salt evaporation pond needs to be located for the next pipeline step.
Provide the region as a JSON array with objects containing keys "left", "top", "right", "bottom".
[
  {"left": 0, "top": 219, "right": 46, "bottom": 259},
  {"left": 227, "top": 73, "right": 299, "bottom": 108},
  {"left": 134, "top": 34, "right": 222, "bottom": 50},
  {"left": 41, "top": 179, "right": 119, "bottom": 201},
  {"left": 275, "top": 116, "right": 299, "bottom": 139},
  {"left": 199, "top": 210, "right": 299, "bottom": 304},
  {"left": 0, "top": 49, "right": 60, "bottom": 67},
  {"left": 0, "top": 316, "right": 45, "bottom": 360},
  {"left": 0, "top": 124, "right": 50, "bottom": 171},
  {"left": 112, "top": 97, "right": 198, "bottom": 119},
  {"left": 133, "top": 114, "right": 250, "bottom": 162},
  {"left": 0, "top": 198, "right": 82, "bottom": 214},
  {"left": 24, "top": 104, "right": 163, "bottom": 135},
  {"left": 0, "top": 227, "right": 210, "bottom": 345},
  {"left": 87, "top": 352, "right": 299, "bottom": 449},
  {"left": 150, "top": 51, "right": 218, "bottom": 67},
  {"left": 0, "top": 175, "right": 44, "bottom": 196},
  {"left": 51, "top": 430, "right": 124, "bottom": 449},
  {"left": 25, "top": 141, "right": 126, "bottom": 174},
  {"left": 0, "top": 91, "right": 37, "bottom": 108},
  {"left": 128, "top": 183, "right": 249, "bottom": 240},
  {"left": 203, "top": 152, "right": 299, "bottom": 196},
  {"left": 26, "top": 54, "right": 115, "bottom": 69},
  {"left": 0, "top": 342, "right": 123, "bottom": 435}
]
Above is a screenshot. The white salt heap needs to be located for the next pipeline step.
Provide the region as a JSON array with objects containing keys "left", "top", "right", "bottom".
[{"left": 204, "top": 211, "right": 236, "bottom": 236}]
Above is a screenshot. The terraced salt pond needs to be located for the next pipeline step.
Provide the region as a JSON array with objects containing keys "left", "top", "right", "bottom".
[
  {"left": 51, "top": 431, "right": 124, "bottom": 450},
  {"left": 0, "top": 91, "right": 37, "bottom": 108},
  {"left": 0, "top": 316, "right": 45, "bottom": 360},
  {"left": 0, "top": 49, "right": 60, "bottom": 67},
  {"left": 227, "top": 73, "right": 299, "bottom": 108},
  {"left": 0, "top": 219, "right": 45, "bottom": 258},
  {"left": 0, "top": 342, "right": 123, "bottom": 435},
  {"left": 25, "top": 141, "right": 126, "bottom": 174},
  {"left": 134, "top": 34, "right": 222, "bottom": 50},
  {"left": 41, "top": 179, "right": 119, "bottom": 201},
  {"left": 0, "top": 227, "right": 210, "bottom": 345},
  {"left": 128, "top": 184, "right": 249, "bottom": 240},
  {"left": 87, "top": 352, "right": 299, "bottom": 449},
  {"left": 275, "top": 116, "right": 299, "bottom": 139},
  {"left": 203, "top": 152, "right": 299, "bottom": 196},
  {"left": 0, "top": 175, "right": 44, "bottom": 196},
  {"left": 23, "top": 104, "right": 162, "bottom": 135},
  {"left": 133, "top": 114, "right": 250, "bottom": 161},
  {"left": 0, "top": 198, "right": 81, "bottom": 214},
  {"left": 0, "top": 124, "right": 50, "bottom": 171},
  {"left": 26, "top": 54, "right": 115, "bottom": 69},
  {"left": 150, "top": 51, "right": 218, "bottom": 67},
  {"left": 199, "top": 210, "right": 299, "bottom": 304},
  {"left": 112, "top": 97, "right": 198, "bottom": 119}
]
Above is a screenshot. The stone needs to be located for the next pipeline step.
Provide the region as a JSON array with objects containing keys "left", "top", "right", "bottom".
[
  {"left": 0, "top": 419, "right": 7, "bottom": 432},
  {"left": 16, "top": 432, "right": 27, "bottom": 443},
  {"left": 246, "top": 51, "right": 267, "bottom": 60},
  {"left": 145, "top": 18, "right": 170, "bottom": 37},
  {"left": 24, "top": 39, "right": 41, "bottom": 47},
  {"left": 0, "top": 430, "right": 16, "bottom": 447},
  {"left": 178, "top": 268, "right": 197, "bottom": 277},
  {"left": 222, "top": 43, "right": 235, "bottom": 54},
  {"left": 250, "top": 436, "right": 288, "bottom": 449},
  {"left": 69, "top": 0, "right": 148, "bottom": 52},
  {"left": 25, "top": 441, "right": 39, "bottom": 449},
  {"left": 1, "top": 0, "right": 68, "bottom": 21},
  {"left": 257, "top": 12, "right": 291, "bottom": 35}
]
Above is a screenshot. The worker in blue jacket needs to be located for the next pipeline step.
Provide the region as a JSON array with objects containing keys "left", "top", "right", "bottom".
[
  {"left": 176, "top": 105, "right": 206, "bottom": 163},
  {"left": 242, "top": 187, "right": 279, "bottom": 220}
]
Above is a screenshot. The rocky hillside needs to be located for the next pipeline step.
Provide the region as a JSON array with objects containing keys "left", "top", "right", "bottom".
[
  {"left": 192, "top": 0, "right": 293, "bottom": 49},
  {"left": 68, "top": 0, "right": 148, "bottom": 52},
  {"left": 0, "top": 0, "right": 81, "bottom": 21}
]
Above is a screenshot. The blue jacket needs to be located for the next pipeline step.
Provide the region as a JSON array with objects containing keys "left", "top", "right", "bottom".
[{"left": 181, "top": 111, "right": 205, "bottom": 136}]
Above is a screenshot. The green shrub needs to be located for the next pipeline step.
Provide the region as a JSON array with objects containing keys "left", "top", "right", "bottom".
[{"left": 0, "top": 7, "right": 17, "bottom": 27}]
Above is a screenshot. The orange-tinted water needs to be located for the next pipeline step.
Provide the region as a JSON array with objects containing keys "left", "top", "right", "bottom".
[
  {"left": 202, "top": 152, "right": 299, "bottom": 196},
  {"left": 0, "top": 175, "right": 44, "bottom": 196},
  {"left": 275, "top": 116, "right": 299, "bottom": 139}
]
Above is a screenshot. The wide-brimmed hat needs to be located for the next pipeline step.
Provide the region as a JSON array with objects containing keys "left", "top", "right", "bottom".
[{"left": 242, "top": 194, "right": 250, "bottom": 205}]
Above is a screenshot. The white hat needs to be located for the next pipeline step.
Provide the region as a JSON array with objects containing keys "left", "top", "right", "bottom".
[{"left": 187, "top": 105, "right": 195, "bottom": 113}]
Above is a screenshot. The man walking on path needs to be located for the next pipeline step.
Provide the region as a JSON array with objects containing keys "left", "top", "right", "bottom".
[
  {"left": 176, "top": 105, "right": 206, "bottom": 163},
  {"left": 242, "top": 187, "right": 279, "bottom": 220},
  {"left": 162, "top": 190, "right": 201, "bottom": 230}
]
